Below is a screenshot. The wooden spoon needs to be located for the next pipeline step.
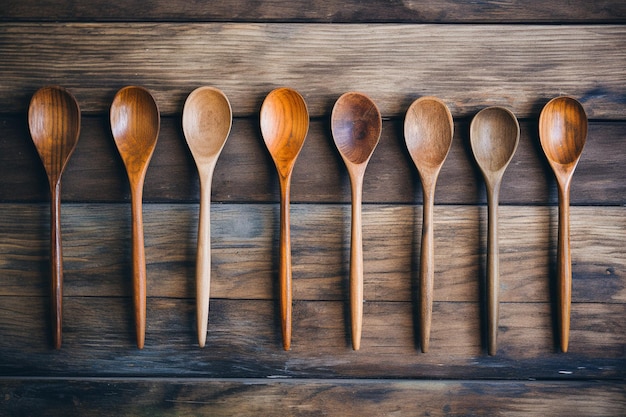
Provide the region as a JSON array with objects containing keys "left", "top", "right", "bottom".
[
  {"left": 470, "top": 107, "right": 519, "bottom": 356},
  {"left": 110, "top": 86, "right": 160, "bottom": 349},
  {"left": 331, "top": 92, "right": 382, "bottom": 350},
  {"left": 28, "top": 86, "right": 81, "bottom": 349},
  {"left": 404, "top": 97, "right": 454, "bottom": 353},
  {"left": 539, "top": 96, "right": 587, "bottom": 353},
  {"left": 182, "top": 86, "right": 232, "bottom": 348},
  {"left": 260, "top": 87, "right": 309, "bottom": 351}
]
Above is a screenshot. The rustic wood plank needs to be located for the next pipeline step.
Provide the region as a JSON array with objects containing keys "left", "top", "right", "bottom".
[
  {"left": 0, "top": 204, "right": 623, "bottom": 304},
  {"left": 0, "top": 298, "right": 623, "bottom": 378},
  {"left": 2, "top": 0, "right": 625, "bottom": 23},
  {"left": 2, "top": 116, "right": 624, "bottom": 205},
  {"left": 1, "top": 378, "right": 624, "bottom": 417},
  {"left": 0, "top": 24, "right": 624, "bottom": 118}
]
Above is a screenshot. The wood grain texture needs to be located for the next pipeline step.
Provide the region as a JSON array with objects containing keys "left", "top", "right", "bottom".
[
  {"left": 0, "top": 204, "right": 623, "bottom": 304},
  {"left": 1, "top": 116, "right": 624, "bottom": 205},
  {"left": 1, "top": 378, "right": 624, "bottom": 417},
  {"left": 0, "top": 298, "right": 623, "bottom": 377},
  {"left": 0, "top": 24, "right": 624, "bottom": 118},
  {"left": 2, "top": 1, "right": 625, "bottom": 413},
  {"left": 1, "top": 0, "right": 625, "bottom": 23}
]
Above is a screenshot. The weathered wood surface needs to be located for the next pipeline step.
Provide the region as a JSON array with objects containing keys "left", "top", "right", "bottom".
[
  {"left": 0, "top": 298, "right": 623, "bottom": 378},
  {"left": 1, "top": 0, "right": 625, "bottom": 415},
  {"left": 1, "top": 116, "right": 625, "bottom": 205},
  {"left": 2, "top": 0, "right": 625, "bottom": 23},
  {"left": 1, "top": 378, "right": 624, "bottom": 417},
  {"left": 1, "top": 24, "right": 625, "bottom": 118},
  {"left": 0, "top": 204, "right": 623, "bottom": 303}
]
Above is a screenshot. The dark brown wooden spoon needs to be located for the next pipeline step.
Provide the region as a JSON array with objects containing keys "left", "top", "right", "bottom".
[
  {"left": 470, "top": 106, "right": 519, "bottom": 356},
  {"left": 331, "top": 92, "right": 382, "bottom": 350},
  {"left": 404, "top": 96, "right": 454, "bottom": 353},
  {"left": 260, "top": 87, "right": 309, "bottom": 351},
  {"left": 28, "top": 86, "right": 81, "bottom": 349},
  {"left": 539, "top": 96, "right": 587, "bottom": 353},
  {"left": 182, "top": 86, "right": 232, "bottom": 348},
  {"left": 110, "top": 86, "right": 160, "bottom": 349}
]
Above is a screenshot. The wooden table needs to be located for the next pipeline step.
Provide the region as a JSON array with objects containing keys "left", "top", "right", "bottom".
[{"left": 1, "top": 1, "right": 624, "bottom": 415}]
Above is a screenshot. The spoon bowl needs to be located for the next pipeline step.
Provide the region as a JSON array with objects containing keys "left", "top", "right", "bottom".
[
  {"left": 182, "top": 86, "right": 232, "bottom": 348},
  {"left": 471, "top": 108, "right": 519, "bottom": 175},
  {"left": 539, "top": 96, "right": 587, "bottom": 352},
  {"left": 470, "top": 106, "right": 519, "bottom": 355},
  {"left": 110, "top": 86, "right": 160, "bottom": 349},
  {"left": 260, "top": 87, "right": 309, "bottom": 351},
  {"left": 404, "top": 97, "right": 454, "bottom": 353},
  {"left": 28, "top": 86, "right": 81, "bottom": 349},
  {"left": 331, "top": 92, "right": 382, "bottom": 350}
]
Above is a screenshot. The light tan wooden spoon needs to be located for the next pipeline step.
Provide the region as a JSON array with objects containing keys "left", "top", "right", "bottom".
[
  {"left": 404, "top": 96, "right": 454, "bottom": 353},
  {"left": 182, "top": 86, "right": 232, "bottom": 348},
  {"left": 110, "top": 86, "right": 160, "bottom": 349},
  {"left": 260, "top": 87, "right": 309, "bottom": 351},
  {"left": 539, "top": 96, "right": 587, "bottom": 353},
  {"left": 28, "top": 86, "right": 81, "bottom": 349},
  {"left": 331, "top": 92, "right": 382, "bottom": 350},
  {"left": 470, "top": 106, "right": 519, "bottom": 356}
]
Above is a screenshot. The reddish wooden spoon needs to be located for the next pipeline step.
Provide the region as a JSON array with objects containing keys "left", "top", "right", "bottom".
[
  {"left": 28, "top": 86, "right": 81, "bottom": 349},
  {"left": 260, "top": 87, "right": 309, "bottom": 351},
  {"left": 331, "top": 92, "right": 382, "bottom": 350},
  {"left": 539, "top": 96, "right": 587, "bottom": 353},
  {"left": 110, "top": 86, "right": 160, "bottom": 349}
]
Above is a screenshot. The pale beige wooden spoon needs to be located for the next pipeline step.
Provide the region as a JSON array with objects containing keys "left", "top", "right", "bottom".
[
  {"left": 182, "top": 86, "right": 232, "bottom": 348},
  {"left": 28, "top": 86, "right": 81, "bottom": 349},
  {"left": 404, "top": 97, "right": 454, "bottom": 353},
  {"left": 110, "top": 86, "right": 160, "bottom": 349},
  {"left": 331, "top": 92, "right": 382, "bottom": 350},
  {"left": 539, "top": 96, "right": 587, "bottom": 353},
  {"left": 470, "top": 107, "right": 519, "bottom": 356},
  {"left": 260, "top": 87, "right": 309, "bottom": 351}
]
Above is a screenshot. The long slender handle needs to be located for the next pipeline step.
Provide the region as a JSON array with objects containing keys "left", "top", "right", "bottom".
[
  {"left": 279, "top": 176, "right": 293, "bottom": 351},
  {"left": 50, "top": 182, "right": 63, "bottom": 349},
  {"left": 350, "top": 175, "right": 364, "bottom": 350},
  {"left": 557, "top": 183, "right": 572, "bottom": 352},
  {"left": 486, "top": 186, "right": 500, "bottom": 356},
  {"left": 419, "top": 187, "right": 435, "bottom": 353},
  {"left": 131, "top": 185, "right": 147, "bottom": 349},
  {"left": 196, "top": 177, "right": 212, "bottom": 348}
]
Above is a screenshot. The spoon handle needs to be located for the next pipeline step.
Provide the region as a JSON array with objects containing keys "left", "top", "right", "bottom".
[
  {"left": 557, "top": 182, "right": 572, "bottom": 352},
  {"left": 419, "top": 186, "right": 435, "bottom": 353},
  {"left": 196, "top": 177, "right": 212, "bottom": 348},
  {"left": 50, "top": 182, "right": 63, "bottom": 349},
  {"left": 486, "top": 186, "right": 501, "bottom": 356},
  {"left": 130, "top": 185, "right": 147, "bottom": 349},
  {"left": 350, "top": 174, "right": 365, "bottom": 350},
  {"left": 278, "top": 176, "right": 293, "bottom": 351}
]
